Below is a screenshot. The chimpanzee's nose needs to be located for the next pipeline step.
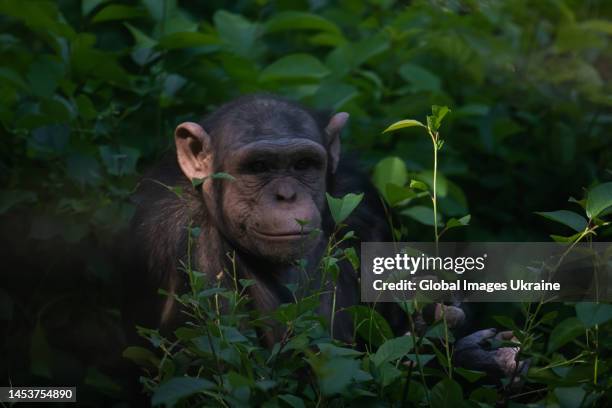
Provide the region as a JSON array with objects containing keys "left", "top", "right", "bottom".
[{"left": 275, "top": 183, "right": 297, "bottom": 202}]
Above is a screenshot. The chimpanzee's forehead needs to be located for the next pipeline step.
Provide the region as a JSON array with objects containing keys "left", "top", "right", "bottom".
[{"left": 215, "top": 104, "right": 323, "bottom": 147}]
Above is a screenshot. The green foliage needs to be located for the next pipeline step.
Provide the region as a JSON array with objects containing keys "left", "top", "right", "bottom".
[
  {"left": 326, "top": 192, "right": 364, "bottom": 225},
  {"left": 586, "top": 182, "right": 612, "bottom": 219}
]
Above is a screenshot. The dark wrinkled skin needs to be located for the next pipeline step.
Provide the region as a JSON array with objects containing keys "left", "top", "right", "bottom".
[{"left": 124, "top": 94, "right": 522, "bottom": 382}]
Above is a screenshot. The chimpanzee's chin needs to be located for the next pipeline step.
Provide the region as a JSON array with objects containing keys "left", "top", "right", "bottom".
[{"left": 252, "top": 239, "right": 315, "bottom": 264}]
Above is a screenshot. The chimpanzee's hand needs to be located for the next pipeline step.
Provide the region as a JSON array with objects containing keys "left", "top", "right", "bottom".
[
  {"left": 410, "top": 303, "right": 466, "bottom": 336},
  {"left": 453, "top": 329, "right": 528, "bottom": 380},
  {"left": 433, "top": 303, "right": 466, "bottom": 328}
]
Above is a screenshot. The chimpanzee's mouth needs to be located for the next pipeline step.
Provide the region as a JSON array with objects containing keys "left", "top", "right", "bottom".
[{"left": 252, "top": 230, "right": 312, "bottom": 241}]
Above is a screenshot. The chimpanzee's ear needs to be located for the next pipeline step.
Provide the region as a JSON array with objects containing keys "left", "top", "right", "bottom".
[
  {"left": 175, "top": 122, "right": 213, "bottom": 182},
  {"left": 325, "top": 112, "right": 349, "bottom": 174}
]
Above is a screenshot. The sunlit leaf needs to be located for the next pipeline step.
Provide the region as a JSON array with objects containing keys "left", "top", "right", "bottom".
[
  {"left": 535, "top": 210, "right": 588, "bottom": 232},
  {"left": 326, "top": 193, "right": 363, "bottom": 225},
  {"left": 444, "top": 214, "right": 471, "bottom": 230},
  {"left": 372, "top": 157, "right": 408, "bottom": 202},
  {"left": 409, "top": 179, "right": 428, "bottom": 191},
  {"left": 586, "top": 182, "right": 612, "bottom": 218},
  {"left": 427, "top": 105, "right": 450, "bottom": 132},
  {"left": 382, "top": 119, "right": 425, "bottom": 133}
]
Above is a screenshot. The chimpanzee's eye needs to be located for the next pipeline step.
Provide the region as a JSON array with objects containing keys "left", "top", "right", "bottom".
[
  {"left": 248, "top": 160, "right": 269, "bottom": 174},
  {"left": 294, "top": 158, "right": 318, "bottom": 171}
]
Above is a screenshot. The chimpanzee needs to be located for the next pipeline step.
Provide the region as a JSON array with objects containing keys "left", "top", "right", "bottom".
[{"left": 124, "top": 94, "right": 522, "bottom": 380}]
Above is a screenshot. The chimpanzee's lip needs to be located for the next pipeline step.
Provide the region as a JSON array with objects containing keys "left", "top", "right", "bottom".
[{"left": 252, "top": 230, "right": 313, "bottom": 240}]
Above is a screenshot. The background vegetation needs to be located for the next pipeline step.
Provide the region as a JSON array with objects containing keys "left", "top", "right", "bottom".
[{"left": 0, "top": 0, "right": 611, "bottom": 406}]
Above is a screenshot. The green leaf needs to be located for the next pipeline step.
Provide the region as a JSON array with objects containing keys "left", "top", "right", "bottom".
[
  {"left": 157, "top": 32, "right": 219, "bottom": 50},
  {"left": 469, "top": 388, "right": 497, "bottom": 404},
  {"left": 99, "top": 145, "right": 140, "bottom": 176},
  {"left": 348, "top": 305, "right": 393, "bottom": 347},
  {"left": 416, "top": 171, "right": 448, "bottom": 197},
  {"left": 439, "top": 180, "right": 468, "bottom": 216},
  {"left": 260, "top": 54, "right": 330, "bottom": 82},
  {"left": 371, "top": 335, "right": 414, "bottom": 366},
  {"left": 492, "top": 315, "right": 519, "bottom": 331},
  {"left": 382, "top": 119, "right": 426, "bottom": 133},
  {"left": 82, "top": 0, "right": 108, "bottom": 16},
  {"left": 0, "top": 2, "right": 75, "bottom": 38},
  {"left": 444, "top": 215, "right": 471, "bottom": 230},
  {"left": 378, "top": 362, "right": 402, "bottom": 387},
  {"left": 409, "top": 179, "right": 428, "bottom": 191},
  {"left": 311, "top": 81, "right": 358, "bottom": 110},
  {"left": 372, "top": 157, "right": 408, "bottom": 201},
  {"left": 92, "top": 5, "right": 147, "bottom": 23},
  {"left": 550, "top": 232, "right": 584, "bottom": 243},
  {"left": 151, "top": 377, "right": 215, "bottom": 407},
  {"left": 401, "top": 206, "right": 439, "bottom": 227},
  {"left": 71, "top": 33, "right": 129, "bottom": 84},
  {"left": 547, "top": 317, "right": 584, "bottom": 353},
  {"left": 318, "top": 343, "right": 363, "bottom": 358},
  {"left": 214, "top": 10, "right": 262, "bottom": 60},
  {"left": 579, "top": 19, "right": 612, "bottom": 34},
  {"left": 373, "top": 157, "right": 408, "bottom": 188},
  {"left": 211, "top": 172, "right": 236, "bottom": 181},
  {"left": 27, "top": 55, "right": 64, "bottom": 98},
  {"left": 430, "top": 378, "right": 463, "bottom": 408},
  {"left": 344, "top": 247, "right": 359, "bottom": 271},
  {"left": 85, "top": 367, "right": 121, "bottom": 392},
  {"left": 398, "top": 63, "right": 441, "bottom": 93},
  {"left": 326, "top": 193, "right": 364, "bottom": 225},
  {"left": 427, "top": 105, "right": 450, "bottom": 132},
  {"left": 279, "top": 394, "right": 305, "bottom": 408},
  {"left": 385, "top": 184, "right": 417, "bottom": 207},
  {"left": 190, "top": 227, "right": 201, "bottom": 237},
  {"left": 586, "top": 182, "right": 612, "bottom": 218},
  {"left": 311, "top": 357, "right": 360, "bottom": 396},
  {"left": 455, "top": 367, "right": 486, "bottom": 383},
  {"left": 265, "top": 12, "right": 341, "bottom": 35},
  {"left": 75, "top": 95, "right": 97, "bottom": 120},
  {"left": 554, "top": 386, "right": 586, "bottom": 408},
  {"left": 536, "top": 210, "right": 588, "bottom": 232},
  {"left": 122, "top": 346, "right": 160, "bottom": 368},
  {"left": 575, "top": 302, "right": 612, "bottom": 328},
  {"left": 29, "top": 125, "right": 70, "bottom": 156}
]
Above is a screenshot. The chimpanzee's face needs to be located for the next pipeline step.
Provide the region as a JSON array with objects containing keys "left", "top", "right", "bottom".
[
  {"left": 217, "top": 118, "right": 327, "bottom": 262},
  {"left": 174, "top": 97, "right": 347, "bottom": 264}
]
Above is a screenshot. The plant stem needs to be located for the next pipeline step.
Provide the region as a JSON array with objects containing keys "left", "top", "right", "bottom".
[
  {"left": 431, "top": 130, "right": 439, "bottom": 245},
  {"left": 428, "top": 129, "right": 452, "bottom": 376}
]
